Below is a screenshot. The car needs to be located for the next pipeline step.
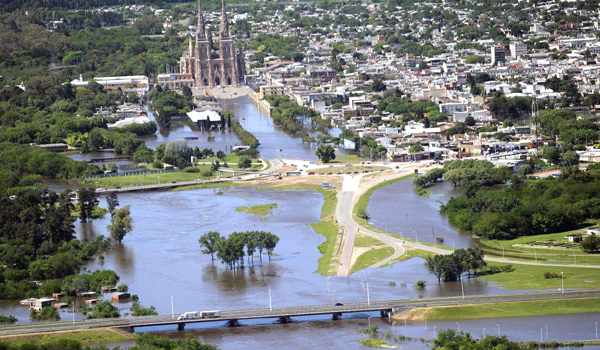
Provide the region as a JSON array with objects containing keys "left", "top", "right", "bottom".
[
  {"left": 171, "top": 181, "right": 176, "bottom": 184},
  {"left": 335, "top": 302, "right": 344, "bottom": 306},
  {"left": 115, "top": 187, "right": 122, "bottom": 189}
]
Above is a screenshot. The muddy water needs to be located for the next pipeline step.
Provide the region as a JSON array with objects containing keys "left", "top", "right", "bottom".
[{"left": 367, "top": 178, "right": 476, "bottom": 249}]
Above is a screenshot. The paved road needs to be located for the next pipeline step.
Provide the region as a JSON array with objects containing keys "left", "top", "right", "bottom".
[
  {"left": 336, "top": 170, "right": 600, "bottom": 275},
  {"left": 2, "top": 290, "right": 598, "bottom": 337}
]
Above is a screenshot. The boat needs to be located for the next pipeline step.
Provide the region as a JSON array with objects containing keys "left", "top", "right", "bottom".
[{"left": 183, "top": 136, "right": 199, "bottom": 140}]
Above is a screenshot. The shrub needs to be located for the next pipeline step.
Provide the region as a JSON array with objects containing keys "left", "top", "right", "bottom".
[
  {"left": 116, "top": 283, "right": 128, "bottom": 292},
  {"left": 544, "top": 272, "right": 560, "bottom": 279},
  {"left": 85, "top": 300, "right": 120, "bottom": 319},
  {"left": 30, "top": 307, "right": 60, "bottom": 320},
  {"left": 183, "top": 166, "right": 200, "bottom": 173},
  {"left": 357, "top": 208, "right": 369, "bottom": 220},
  {"left": 414, "top": 280, "right": 426, "bottom": 289}
]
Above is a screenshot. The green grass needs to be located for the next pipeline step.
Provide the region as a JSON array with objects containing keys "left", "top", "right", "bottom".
[
  {"left": 236, "top": 203, "right": 278, "bottom": 216},
  {"left": 424, "top": 297, "right": 600, "bottom": 320},
  {"left": 85, "top": 169, "right": 218, "bottom": 187},
  {"left": 480, "top": 227, "right": 600, "bottom": 265},
  {"left": 355, "top": 235, "right": 385, "bottom": 248},
  {"left": 358, "top": 339, "right": 397, "bottom": 348},
  {"left": 323, "top": 154, "right": 362, "bottom": 164},
  {"left": 71, "top": 205, "right": 109, "bottom": 219},
  {"left": 312, "top": 220, "right": 340, "bottom": 275},
  {"left": 481, "top": 262, "right": 600, "bottom": 289},
  {"left": 5, "top": 329, "right": 134, "bottom": 346},
  {"left": 351, "top": 247, "right": 395, "bottom": 274}
]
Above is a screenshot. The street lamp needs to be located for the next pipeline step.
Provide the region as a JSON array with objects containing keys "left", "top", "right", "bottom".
[
  {"left": 170, "top": 295, "right": 174, "bottom": 319},
  {"left": 331, "top": 290, "right": 336, "bottom": 303},
  {"left": 483, "top": 328, "right": 486, "bottom": 338},
  {"left": 392, "top": 321, "right": 396, "bottom": 334},
  {"left": 596, "top": 322, "right": 598, "bottom": 338},
  {"left": 450, "top": 238, "right": 455, "bottom": 251},
  {"left": 561, "top": 271, "right": 564, "bottom": 294},
  {"left": 366, "top": 283, "right": 371, "bottom": 305},
  {"left": 460, "top": 275, "right": 465, "bottom": 300},
  {"left": 497, "top": 324, "right": 500, "bottom": 336},
  {"left": 456, "top": 322, "right": 460, "bottom": 332},
  {"left": 268, "top": 288, "right": 272, "bottom": 311},
  {"left": 433, "top": 326, "right": 437, "bottom": 338},
  {"left": 545, "top": 325, "right": 548, "bottom": 339},
  {"left": 368, "top": 316, "right": 373, "bottom": 327}
]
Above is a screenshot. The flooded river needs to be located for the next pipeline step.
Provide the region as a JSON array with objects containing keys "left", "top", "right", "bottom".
[{"left": 12, "top": 98, "right": 600, "bottom": 348}]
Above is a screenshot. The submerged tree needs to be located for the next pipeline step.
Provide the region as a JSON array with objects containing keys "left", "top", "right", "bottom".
[
  {"left": 198, "top": 231, "right": 222, "bottom": 261},
  {"left": 108, "top": 206, "right": 133, "bottom": 243}
]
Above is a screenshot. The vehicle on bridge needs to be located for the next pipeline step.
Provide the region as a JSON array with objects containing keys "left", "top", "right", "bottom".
[{"left": 177, "top": 310, "right": 221, "bottom": 320}]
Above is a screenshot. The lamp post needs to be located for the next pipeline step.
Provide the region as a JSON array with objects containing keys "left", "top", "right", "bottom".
[
  {"left": 170, "top": 295, "right": 174, "bottom": 319},
  {"left": 545, "top": 325, "right": 548, "bottom": 339},
  {"left": 450, "top": 238, "right": 455, "bottom": 251},
  {"left": 561, "top": 271, "right": 564, "bottom": 294},
  {"left": 392, "top": 321, "right": 396, "bottom": 334},
  {"left": 456, "top": 322, "right": 460, "bottom": 332},
  {"left": 540, "top": 328, "right": 543, "bottom": 343},
  {"left": 268, "top": 288, "right": 272, "bottom": 311},
  {"left": 497, "top": 324, "right": 500, "bottom": 336},
  {"left": 331, "top": 290, "right": 336, "bottom": 304},
  {"left": 483, "top": 328, "right": 486, "bottom": 338},
  {"left": 596, "top": 322, "right": 598, "bottom": 338},
  {"left": 433, "top": 326, "right": 437, "bottom": 338},
  {"left": 72, "top": 302, "right": 75, "bottom": 325},
  {"left": 460, "top": 275, "right": 465, "bottom": 300},
  {"left": 368, "top": 316, "right": 373, "bottom": 327},
  {"left": 366, "top": 283, "right": 371, "bottom": 305}
]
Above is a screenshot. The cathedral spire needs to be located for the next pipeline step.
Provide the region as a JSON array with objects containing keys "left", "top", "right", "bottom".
[
  {"left": 220, "top": 0, "right": 230, "bottom": 38},
  {"left": 196, "top": 0, "right": 206, "bottom": 40}
]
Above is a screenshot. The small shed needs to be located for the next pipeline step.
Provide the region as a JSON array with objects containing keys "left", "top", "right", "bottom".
[
  {"left": 111, "top": 292, "right": 131, "bottom": 302},
  {"left": 85, "top": 298, "right": 100, "bottom": 305},
  {"left": 80, "top": 291, "right": 97, "bottom": 298},
  {"left": 52, "top": 293, "right": 64, "bottom": 299},
  {"left": 32, "top": 298, "right": 55, "bottom": 311},
  {"left": 101, "top": 286, "right": 118, "bottom": 293},
  {"left": 567, "top": 234, "right": 583, "bottom": 243}
]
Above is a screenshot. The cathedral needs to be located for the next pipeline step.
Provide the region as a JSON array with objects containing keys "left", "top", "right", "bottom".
[{"left": 179, "top": 0, "right": 245, "bottom": 87}]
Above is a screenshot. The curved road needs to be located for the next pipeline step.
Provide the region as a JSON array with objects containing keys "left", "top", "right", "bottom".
[{"left": 336, "top": 170, "right": 600, "bottom": 276}]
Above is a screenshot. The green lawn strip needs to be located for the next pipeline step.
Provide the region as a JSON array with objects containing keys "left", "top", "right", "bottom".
[
  {"left": 5, "top": 329, "right": 134, "bottom": 346},
  {"left": 423, "top": 297, "right": 600, "bottom": 320},
  {"left": 235, "top": 203, "right": 278, "bottom": 216},
  {"left": 351, "top": 247, "right": 395, "bottom": 274},
  {"left": 378, "top": 248, "right": 436, "bottom": 268},
  {"left": 480, "top": 262, "right": 600, "bottom": 290},
  {"left": 322, "top": 154, "right": 362, "bottom": 164},
  {"left": 71, "top": 205, "right": 109, "bottom": 219},
  {"left": 312, "top": 220, "right": 340, "bottom": 275},
  {"left": 355, "top": 235, "right": 386, "bottom": 248},
  {"left": 358, "top": 339, "right": 398, "bottom": 348}
]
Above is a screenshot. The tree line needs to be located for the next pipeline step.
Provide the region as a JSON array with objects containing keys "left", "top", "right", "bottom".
[{"left": 198, "top": 231, "right": 280, "bottom": 269}]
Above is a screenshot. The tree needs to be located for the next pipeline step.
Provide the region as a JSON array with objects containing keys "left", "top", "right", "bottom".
[
  {"left": 425, "top": 255, "right": 446, "bottom": 282},
  {"left": 543, "top": 147, "right": 561, "bottom": 165},
  {"left": 106, "top": 192, "right": 119, "bottom": 214},
  {"left": 264, "top": 233, "right": 279, "bottom": 261},
  {"left": 316, "top": 145, "right": 336, "bottom": 163},
  {"left": 409, "top": 142, "right": 424, "bottom": 153},
  {"left": 108, "top": 206, "right": 133, "bottom": 243},
  {"left": 198, "top": 231, "right": 221, "bottom": 261},
  {"left": 238, "top": 156, "right": 252, "bottom": 169},
  {"left": 216, "top": 150, "right": 226, "bottom": 160},
  {"left": 464, "top": 116, "right": 476, "bottom": 126},
  {"left": 581, "top": 235, "right": 600, "bottom": 253},
  {"left": 78, "top": 188, "right": 99, "bottom": 222},
  {"left": 563, "top": 151, "right": 579, "bottom": 166},
  {"left": 211, "top": 160, "right": 220, "bottom": 172},
  {"left": 371, "top": 78, "right": 386, "bottom": 92}
]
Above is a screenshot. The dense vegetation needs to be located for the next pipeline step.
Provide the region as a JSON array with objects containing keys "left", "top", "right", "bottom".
[
  {"left": 147, "top": 87, "right": 193, "bottom": 128},
  {"left": 441, "top": 164, "right": 600, "bottom": 240},
  {"left": 231, "top": 119, "right": 260, "bottom": 149},
  {"left": 0, "top": 189, "right": 118, "bottom": 299}
]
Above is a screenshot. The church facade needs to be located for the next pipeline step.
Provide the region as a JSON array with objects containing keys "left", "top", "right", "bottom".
[{"left": 179, "top": 0, "right": 246, "bottom": 87}]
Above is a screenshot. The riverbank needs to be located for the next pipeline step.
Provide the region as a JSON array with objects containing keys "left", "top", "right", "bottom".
[
  {"left": 0, "top": 328, "right": 134, "bottom": 346},
  {"left": 394, "top": 297, "right": 600, "bottom": 321}
]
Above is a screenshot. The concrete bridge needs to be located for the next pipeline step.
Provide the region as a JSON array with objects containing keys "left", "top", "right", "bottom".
[{"left": 1, "top": 290, "right": 599, "bottom": 336}]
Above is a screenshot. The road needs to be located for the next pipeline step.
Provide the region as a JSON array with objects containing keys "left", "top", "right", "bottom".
[
  {"left": 336, "top": 169, "right": 600, "bottom": 275},
  {"left": 2, "top": 290, "right": 599, "bottom": 337}
]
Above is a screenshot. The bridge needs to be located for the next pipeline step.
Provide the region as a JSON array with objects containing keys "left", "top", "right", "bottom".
[{"left": 1, "top": 290, "right": 599, "bottom": 336}]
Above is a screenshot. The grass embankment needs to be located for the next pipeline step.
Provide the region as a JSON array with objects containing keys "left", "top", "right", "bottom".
[
  {"left": 358, "top": 339, "right": 398, "bottom": 348},
  {"left": 85, "top": 156, "right": 264, "bottom": 188},
  {"left": 236, "top": 203, "right": 278, "bottom": 216},
  {"left": 355, "top": 235, "right": 386, "bottom": 248},
  {"left": 274, "top": 184, "right": 340, "bottom": 275},
  {"left": 480, "top": 262, "right": 600, "bottom": 290},
  {"left": 480, "top": 228, "right": 600, "bottom": 265},
  {"left": 351, "top": 247, "right": 395, "bottom": 274},
  {"left": 401, "top": 297, "right": 600, "bottom": 321},
  {"left": 2, "top": 328, "right": 134, "bottom": 346},
  {"left": 321, "top": 154, "right": 362, "bottom": 164},
  {"left": 71, "top": 205, "right": 109, "bottom": 219}
]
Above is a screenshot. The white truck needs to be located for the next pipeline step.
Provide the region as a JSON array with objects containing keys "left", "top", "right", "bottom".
[{"left": 177, "top": 311, "right": 199, "bottom": 320}]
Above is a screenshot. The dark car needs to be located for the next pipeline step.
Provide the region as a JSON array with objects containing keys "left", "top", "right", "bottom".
[{"left": 335, "top": 302, "right": 344, "bottom": 306}]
